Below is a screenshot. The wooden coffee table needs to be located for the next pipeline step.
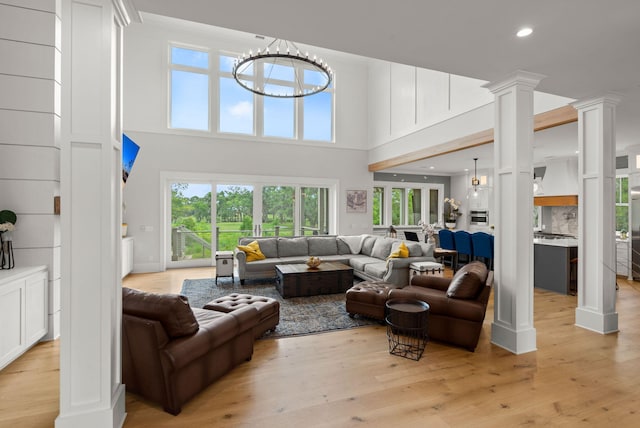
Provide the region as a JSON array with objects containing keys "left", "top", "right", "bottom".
[{"left": 275, "top": 262, "right": 354, "bottom": 298}]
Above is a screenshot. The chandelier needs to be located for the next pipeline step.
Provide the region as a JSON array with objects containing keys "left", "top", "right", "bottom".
[{"left": 232, "top": 39, "right": 333, "bottom": 98}]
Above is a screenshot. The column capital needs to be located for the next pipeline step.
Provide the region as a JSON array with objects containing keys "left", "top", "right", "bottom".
[
  {"left": 572, "top": 93, "right": 622, "bottom": 110},
  {"left": 483, "top": 70, "right": 546, "bottom": 94}
]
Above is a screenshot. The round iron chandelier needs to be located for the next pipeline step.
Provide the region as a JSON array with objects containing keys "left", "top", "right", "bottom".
[{"left": 232, "top": 39, "right": 333, "bottom": 98}]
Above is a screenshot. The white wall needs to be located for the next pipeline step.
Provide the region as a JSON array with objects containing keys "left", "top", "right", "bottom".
[
  {"left": 0, "top": 0, "right": 61, "bottom": 340},
  {"left": 123, "top": 16, "right": 373, "bottom": 272}
]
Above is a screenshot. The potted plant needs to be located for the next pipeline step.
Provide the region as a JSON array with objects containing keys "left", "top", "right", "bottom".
[{"left": 443, "top": 198, "right": 461, "bottom": 229}]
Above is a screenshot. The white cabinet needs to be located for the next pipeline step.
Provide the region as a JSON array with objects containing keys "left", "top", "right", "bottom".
[
  {"left": 0, "top": 266, "right": 48, "bottom": 370},
  {"left": 122, "top": 237, "right": 134, "bottom": 278},
  {"left": 616, "top": 239, "right": 629, "bottom": 276}
]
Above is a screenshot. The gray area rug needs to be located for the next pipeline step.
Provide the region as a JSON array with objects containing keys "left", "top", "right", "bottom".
[{"left": 180, "top": 278, "right": 378, "bottom": 338}]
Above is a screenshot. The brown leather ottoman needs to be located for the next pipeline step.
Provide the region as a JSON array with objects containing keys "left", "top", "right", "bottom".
[
  {"left": 203, "top": 293, "right": 280, "bottom": 339},
  {"left": 345, "top": 281, "right": 394, "bottom": 321}
]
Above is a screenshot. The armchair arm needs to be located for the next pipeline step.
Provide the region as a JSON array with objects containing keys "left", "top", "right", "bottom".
[
  {"left": 409, "top": 274, "right": 450, "bottom": 292},
  {"left": 234, "top": 248, "right": 247, "bottom": 279}
]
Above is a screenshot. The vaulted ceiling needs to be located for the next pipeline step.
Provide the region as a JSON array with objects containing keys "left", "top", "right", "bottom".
[{"left": 130, "top": 0, "right": 640, "bottom": 173}]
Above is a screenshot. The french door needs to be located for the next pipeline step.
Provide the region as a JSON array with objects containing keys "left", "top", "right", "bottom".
[{"left": 165, "top": 175, "right": 335, "bottom": 268}]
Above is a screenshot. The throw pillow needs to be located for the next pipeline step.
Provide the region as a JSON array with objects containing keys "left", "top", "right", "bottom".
[
  {"left": 388, "top": 241, "right": 409, "bottom": 258},
  {"left": 237, "top": 240, "right": 266, "bottom": 262},
  {"left": 446, "top": 262, "right": 487, "bottom": 299}
]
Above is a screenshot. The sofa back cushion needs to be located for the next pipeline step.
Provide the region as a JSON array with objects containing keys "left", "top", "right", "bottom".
[
  {"left": 278, "top": 237, "right": 309, "bottom": 257},
  {"left": 122, "top": 287, "right": 199, "bottom": 338},
  {"left": 308, "top": 236, "right": 338, "bottom": 256},
  {"left": 371, "top": 237, "right": 395, "bottom": 259},
  {"left": 406, "top": 241, "right": 423, "bottom": 257},
  {"left": 446, "top": 261, "right": 488, "bottom": 299},
  {"left": 360, "top": 235, "right": 377, "bottom": 256},
  {"left": 238, "top": 237, "right": 278, "bottom": 258}
]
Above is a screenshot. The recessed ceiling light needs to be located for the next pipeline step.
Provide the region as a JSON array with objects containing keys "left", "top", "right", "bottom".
[
  {"left": 464, "top": 168, "right": 469, "bottom": 172},
  {"left": 429, "top": 166, "right": 435, "bottom": 170},
  {"left": 517, "top": 27, "right": 533, "bottom": 38}
]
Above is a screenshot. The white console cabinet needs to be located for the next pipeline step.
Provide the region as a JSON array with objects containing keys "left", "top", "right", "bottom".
[
  {"left": 122, "top": 237, "right": 134, "bottom": 278},
  {"left": 0, "top": 266, "right": 48, "bottom": 370}
]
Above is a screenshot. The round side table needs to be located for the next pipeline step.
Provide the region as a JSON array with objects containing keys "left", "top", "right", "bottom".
[{"left": 385, "top": 299, "right": 430, "bottom": 361}]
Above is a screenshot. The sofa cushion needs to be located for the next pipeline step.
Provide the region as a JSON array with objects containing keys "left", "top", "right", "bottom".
[
  {"left": 278, "top": 237, "right": 309, "bottom": 257},
  {"left": 337, "top": 238, "right": 352, "bottom": 255},
  {"left": 388, "top": 241, "right": 409, "bottom": 258},
  {"left": 308, "top": 236, "right": 338, "bottom": 256},
  {"left": 371, "top": 237, "right": 394, "bottom": 259},
  {"left": 418, "top": 242, "right": 435, "bottom": 258},
  {"left": 122, "top": 287, "right": 199, "bottom": 338},
  {"left": 360, "top": 236, "right": 377, "bottom": 256},
  {"left": 238, "top": 237, "right": 278, "bottom": 258},
  {"left": 406, "top": 242, "right": 423, "bottom": 257},
  {"left": 446, "top": 262, "right": 487, "bottom": 299},
  {"left": 363, "top": 261, "right": 389, "bottom": 278},
  {"left": 237, "top": 240, "right": 266, "bottom": 262},
  {"left": 349, "top": 256, "right": 381, "bottom": 272}
]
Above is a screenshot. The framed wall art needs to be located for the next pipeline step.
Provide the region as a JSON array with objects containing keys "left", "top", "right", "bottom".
[{"left": 346, "top": 190, "right": 367, "bottom": 213}]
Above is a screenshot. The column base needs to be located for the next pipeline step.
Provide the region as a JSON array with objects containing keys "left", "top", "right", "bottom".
[
  {"left": 491, "top": 322, "right": 537, "bottom": 354},
  {"left": 575, "top": 307, "right": 619, "bottom": 334},
  {"left": 55, "top": 384, "right": 126, "bottom": 428}
]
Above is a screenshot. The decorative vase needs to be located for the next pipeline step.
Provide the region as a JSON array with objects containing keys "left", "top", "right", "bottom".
[
  {"left": 0, "top": 232, "right": 15, "bottom": 269},
  {"left": 445, "top": 222, "right": 457, "bottom": 230}
]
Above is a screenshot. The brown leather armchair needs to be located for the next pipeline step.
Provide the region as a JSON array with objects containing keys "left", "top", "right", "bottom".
[
  {"left": 122, "top": 287, "right": 260, "bottom": 415},
  {"left": 388, "top": 261, "right": 493, "bottom": 351}
]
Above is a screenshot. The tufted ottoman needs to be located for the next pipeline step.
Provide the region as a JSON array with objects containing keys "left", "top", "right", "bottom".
[
  {"left": 345, "top": 281, "right": 395, "bottom": 321},
  {"left": 203, "top": 293, "right": 280, "bottom": 339}
]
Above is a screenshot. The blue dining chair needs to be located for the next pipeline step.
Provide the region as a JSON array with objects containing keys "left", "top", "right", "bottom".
[
  {"left": 453, "top": 230, "right": 474, "bottom": 269},
  {"left": 437, "top": 229, "right": 456, "bottom": 269},
  {"left": 471, "top": 232, "right": 494, "bottom": 270}
]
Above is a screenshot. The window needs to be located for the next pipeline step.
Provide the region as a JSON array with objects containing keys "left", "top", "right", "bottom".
[
  {"left": 169, "top": 46, "right": 210, "bottom": 131},
  {"left": 374, "top": 183, "right": 443, "bottom": 228},
  {"left": 373, "top": 187, "right": 384, "bottom": 226},
  {"left": 218, "top": 54, "right": 333, "bottom": 141},
  {"left": 616, "top": 176, "right": 629, "bottom": 232}
]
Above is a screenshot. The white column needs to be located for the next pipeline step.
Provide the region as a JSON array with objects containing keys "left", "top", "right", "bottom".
[
  {"left": 573, "top": 95, "right": 620, "bottom": 334},
  {"left": 56, "top": 1, "right": 134, "bottom": 427},
  {"left": 484, "top": 71, "right": 544, "bottom": 354}
]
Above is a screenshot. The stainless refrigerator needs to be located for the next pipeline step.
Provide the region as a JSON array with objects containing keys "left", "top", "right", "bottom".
[{"left": 631, "top": 186, "right": 640, "bottom": 279}]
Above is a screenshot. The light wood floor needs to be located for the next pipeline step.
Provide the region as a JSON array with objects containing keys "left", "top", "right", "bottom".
[{"left": 2, "top": 269, "right": 640, "bottom": 427}]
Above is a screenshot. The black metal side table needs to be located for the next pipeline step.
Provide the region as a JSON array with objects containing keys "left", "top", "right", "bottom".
[{"left": 385, "top": 299, "right": 430, "bottom": 361}]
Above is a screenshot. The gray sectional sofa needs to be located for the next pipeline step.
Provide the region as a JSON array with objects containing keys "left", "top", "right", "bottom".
[{"left": 234, "top": 234, "right": 437, "bottom": 287}]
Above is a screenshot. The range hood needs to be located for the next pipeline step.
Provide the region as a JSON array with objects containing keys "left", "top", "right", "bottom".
[
  {"left": 535, "top": 157, "right": 579, "bottom": 206},
  {"left": 539, "top": 157, "right": 578, "bottom": 196}
]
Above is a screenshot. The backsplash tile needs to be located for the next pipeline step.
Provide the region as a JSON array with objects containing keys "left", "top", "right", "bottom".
[{"left": 550, "top": 206, "right": 578, "bottom": 236}]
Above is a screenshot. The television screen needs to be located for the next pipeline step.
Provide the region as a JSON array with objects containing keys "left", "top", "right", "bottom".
[{"left": 122, "top": 133, "right": 140, "bottom": 183}]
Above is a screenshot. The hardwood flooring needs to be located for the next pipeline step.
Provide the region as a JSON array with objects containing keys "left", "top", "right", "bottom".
[{"left": 2, "top": 268, "right": 640, "bottom": 427}]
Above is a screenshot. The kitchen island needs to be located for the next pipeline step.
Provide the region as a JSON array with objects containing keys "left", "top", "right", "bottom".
[{"left": 534, "top": 238, "right": 578, "bottom": 295}]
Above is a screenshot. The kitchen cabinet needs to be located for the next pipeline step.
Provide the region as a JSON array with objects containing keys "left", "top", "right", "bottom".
[
  {"left": 534, "top": 240, "right": 578, "bottom": 295},
  {"left": 122, "top": 237, "right": 133, "bottom": 278},
  {"left": 616, "top": 239, "right": 629, "bottom": 276},
  {"left": 0, "top": 266, "right": 48, "bottom": 370}
]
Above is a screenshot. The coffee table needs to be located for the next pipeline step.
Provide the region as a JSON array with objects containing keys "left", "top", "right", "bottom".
[{"left": 275, "top": 262, "right": 354, "bottom": 298}]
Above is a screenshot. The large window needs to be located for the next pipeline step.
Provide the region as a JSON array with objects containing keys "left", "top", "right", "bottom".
[
  {"left": 168, "top": 47, "right": 333, "bottom": 141},
  {"left": 616, "top": 176, "right": 629, "bottom": 232},
  {"left": 169, "top": 46, "right": 210, "bottom": 131},
  {"left": 373, "top": 187, "right": 384, "bottom": 226}
]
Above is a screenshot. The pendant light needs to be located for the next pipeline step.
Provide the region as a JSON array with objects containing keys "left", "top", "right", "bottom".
[{"left": 471, "top": 158, "right": 480, "bottom": 194}]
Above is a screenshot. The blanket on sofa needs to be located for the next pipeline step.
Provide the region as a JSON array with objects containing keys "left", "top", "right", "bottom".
[{"left": 337, "top": 235, "right": 364, "bottom": 254}]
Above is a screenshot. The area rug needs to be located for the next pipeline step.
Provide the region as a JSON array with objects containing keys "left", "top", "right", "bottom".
[{"left": 180, "top": 278, "right": 378, "bottom": 339}]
